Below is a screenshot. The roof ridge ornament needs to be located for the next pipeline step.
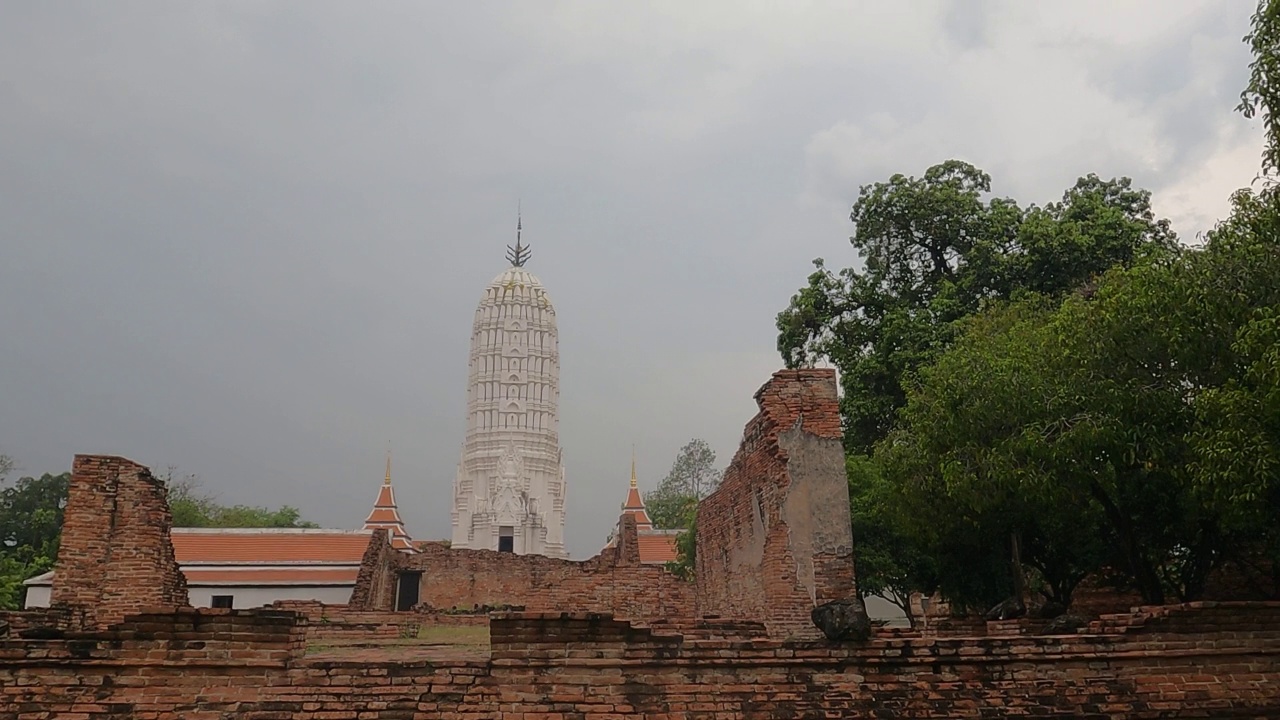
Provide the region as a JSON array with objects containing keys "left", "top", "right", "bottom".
[{"left": 506, "top": 202, "right": 531, "bottom": 267}]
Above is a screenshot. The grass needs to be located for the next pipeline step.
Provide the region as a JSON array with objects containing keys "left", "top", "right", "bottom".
[
  {"left": 416, "top": 624, "right": 489, "bottom": 646},
  {"left": 305, "top": 624, "right": 490, "bottom": 656}
]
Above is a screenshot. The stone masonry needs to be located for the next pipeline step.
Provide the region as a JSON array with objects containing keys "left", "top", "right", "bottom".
[
  {"left": 695, "top": 368, "right": 855, "bottom": 637},
  {"left": 49, "top": 454, "right": 188, "bottom": 630}
]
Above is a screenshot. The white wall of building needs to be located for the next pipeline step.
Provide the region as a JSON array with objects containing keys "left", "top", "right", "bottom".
[
  {"left": 23, "top": 583, "right": 353, "bottom": 610},
  {"left": 22, "top": 584, "right": 51, "bottom": 609},
  {"left": 187, "top": 585, "right": 353, "bottom": 609}
]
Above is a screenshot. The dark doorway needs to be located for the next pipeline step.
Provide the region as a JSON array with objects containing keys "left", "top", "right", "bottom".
[
  {"left": 498, "top": 526, "right": 514, "bottom": 553},
  {"left": 211, "top": 595, "right": 233, "bottom": 609},
  {"left": 396, "top": 571, "right": 422, "bottom": 611}
]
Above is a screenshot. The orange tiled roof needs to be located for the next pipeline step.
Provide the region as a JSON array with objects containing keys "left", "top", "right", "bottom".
[
  {"left": 362, "top": 463, "right": 417, "bottom": 553},
  {"left": 365, "top": 508, "right": 403, "bottom": 524},
  {"left": 171, "top": 531, "right": 371, "bottom": 564},
  {"left": 183, "top": 568, "right": 359, "bottom": 585},
  {"left": 637, "top": 533, "right": 679, "bottom": 564},
  {"left": 621, "top": 486, "right": 653, "bottom": 528}
]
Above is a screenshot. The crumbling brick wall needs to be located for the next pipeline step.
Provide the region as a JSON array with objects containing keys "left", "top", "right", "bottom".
[
  {"left": 50, "top": 455, "right": 188, "bottom": 629},
  {"left": 3, "top": 602, "right": 1280, "bottom": 717},
  {"left": 349, "top": 529, "right": 398, "bottom": 611},
  {"left": 695, "top": 369, "right": 855, "bottom": 637},
  {"left": 350, "top": 512, "right": 693, "bottom": 619}
]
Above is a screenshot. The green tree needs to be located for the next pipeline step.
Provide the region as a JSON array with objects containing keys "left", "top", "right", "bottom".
[
  {"left": 162, "top": 470, "right": 318, "bottom": 528},
  {"left": 776, "top": 161, "right": 1174, "bottom": 455},
  {"left": 0, "top": 469, "right": 69, "bottom": 609},
  {"left": 878, "top": 300, "right": 1126, "bottom": 608},
  {"left": 666, "top": 512, "right": 697, "bottom": 580},
  {"left": 644, "top": 439, "right": 722, "bottom": 529},
  {"left": 881, "top": 201, "right": 1280, "bottom": 606},
  {"left": 846, "top": 455, "right": 937, "bottom": 625},
  {"left": 1240, "top": 0, "right": 1280, "bottom": 177}
]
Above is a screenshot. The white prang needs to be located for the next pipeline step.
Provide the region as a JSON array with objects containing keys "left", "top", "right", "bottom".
[{"left": 450, "top": 265, "right": 567, "bottom": 557}]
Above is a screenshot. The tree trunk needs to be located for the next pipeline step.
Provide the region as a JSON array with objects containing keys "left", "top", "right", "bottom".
[{"left": 1087, "top": 480, "right": 1165, "bottom": 605}]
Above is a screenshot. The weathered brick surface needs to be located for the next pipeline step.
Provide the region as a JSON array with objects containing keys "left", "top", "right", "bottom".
[
  {"left": 695, "top": 369, "right": 855, "bottom": 638},
  {"left": 349, "top": 528, "right": 397, "bottom": 610},
  {"left": 0, "top": 607, "right": 70, "bottom": 635},
  {"left": 50, "top": 455, "right": 188, "bottom": 630},
  {"left": 2, "top": 603, "right": 1279, "bottom": 718},
  {"left": 350, "top": 510, "right": 695, "bottom": 620}
]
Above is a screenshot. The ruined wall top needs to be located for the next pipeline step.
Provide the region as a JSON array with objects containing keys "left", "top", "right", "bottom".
[
  {"left": 696, "top": 368, "right": 854, "bottom": 637},
  {"left": 51, "top": 455, "right": 189, "bottom": 630}
]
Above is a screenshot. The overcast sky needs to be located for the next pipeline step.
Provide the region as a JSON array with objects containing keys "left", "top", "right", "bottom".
[{"left": 0, "top": 1, "right": 1265, "bottom": 557}]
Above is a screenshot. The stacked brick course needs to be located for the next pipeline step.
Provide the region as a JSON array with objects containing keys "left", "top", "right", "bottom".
[
  {"left": 695, "top": 369, "right": 855, "bottom": 637},
  {"left": 49, "top": 455, "right": 188, "bottom": 630},
  {"left": 2, "top": 602, "right": 1279, "bottom": 717}
]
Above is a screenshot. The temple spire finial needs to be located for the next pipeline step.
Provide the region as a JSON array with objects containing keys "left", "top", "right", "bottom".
[
  {"left": 384, "top": 446, "right": 391, "bottom": 486},
  {"left": 506, "top": 201, "right": 531, "bottom": 267},
  {"left": 630, "top": 445, "right": 637, "bottom": 489}
]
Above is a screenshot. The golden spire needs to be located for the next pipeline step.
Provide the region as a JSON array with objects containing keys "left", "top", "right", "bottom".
[
  {"left": 384, "top": 447, "right": 392, "bottom": 486},
  {"left": 630, "top": 445, "right": 637, "bottom": 489}
]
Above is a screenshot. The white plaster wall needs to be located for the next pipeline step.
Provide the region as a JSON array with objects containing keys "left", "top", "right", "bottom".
[
  {"left": 187, "top": 585, "right": 353, "bottom": 609},
  {"left": 22, "top": 585, "right": 51, "bottom": 609}
]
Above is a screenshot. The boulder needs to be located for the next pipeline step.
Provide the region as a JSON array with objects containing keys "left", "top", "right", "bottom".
[{"left": 811, "top": 597, "right": 872, "bottom": 642}]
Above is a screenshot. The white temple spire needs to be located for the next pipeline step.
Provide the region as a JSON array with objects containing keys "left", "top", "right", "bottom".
[{"left": 451, "top": 225, "right": 565, "bottom": 557}]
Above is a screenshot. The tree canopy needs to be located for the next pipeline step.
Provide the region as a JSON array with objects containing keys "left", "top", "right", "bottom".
[
  {"left": 879, "top": 197, "right": 1280, "bottom": 606},
  {"left": 643, "top": 439, "right": 722, "bottom": 530},
  {"left": 0, "top": 467, "right": 68, "bottom": 609},
  {"left": 163, "top": 470, "right": 318, "bottom": 529},
  {"left": 776, "top": 161, "right": 1175, "bottom": 455}
]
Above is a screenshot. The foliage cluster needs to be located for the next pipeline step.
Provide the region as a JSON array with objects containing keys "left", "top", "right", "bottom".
[
  {"left": 643, "top": 439, "right": 722, "bottom": 530},
  {"left": 640, "top": 439, "right": 721, "bottom": 579}
]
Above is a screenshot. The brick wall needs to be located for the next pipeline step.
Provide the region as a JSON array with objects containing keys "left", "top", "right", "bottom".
[
  {"left": 49, "top": 455, "right": 188, "bottom": 630},
  {"left": 0, "top": 608, "right": 69, "bottom": 636},
  {"left": 695, "top": 369, "right": 855, "bottom": 638},
  {"left": 350, "top": 509, "right": 695, "bottom": 621},
  {"left": 349, "top": 528, "right": 397, "bottom": 610},
  {"left": 3, "top": 602, "right": 1279, "bottom": 718}
]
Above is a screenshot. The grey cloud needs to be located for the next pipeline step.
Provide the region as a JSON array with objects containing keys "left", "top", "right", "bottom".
[{"left": 1085, "top": 5, "right": 1255, "bottom": 190}]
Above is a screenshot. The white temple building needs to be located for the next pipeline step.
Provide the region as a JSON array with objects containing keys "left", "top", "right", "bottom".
[{"left": 450, "top": 219, "right": 567, "bottom": 557}]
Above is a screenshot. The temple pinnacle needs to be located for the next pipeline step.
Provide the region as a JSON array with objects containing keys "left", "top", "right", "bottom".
[
  {"left": 630, "top": 445, "right": 637, "bottom": 489},
  {"left": 506, "top": 203, "right": 531, "bottom": 267}
]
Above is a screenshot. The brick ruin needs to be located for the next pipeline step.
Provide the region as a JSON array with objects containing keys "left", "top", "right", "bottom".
[
  {"left": 2, "top": 369, "right": 1280, "bottom": 717},
  {"left": 695, "top": 369, "right": 854, "bottom": 637},
  {"left": 49, "top": 455, "right": 189, "bottom": 630},
  {"left": 351, "top": 508, "right": 695, "bottom": 619}
]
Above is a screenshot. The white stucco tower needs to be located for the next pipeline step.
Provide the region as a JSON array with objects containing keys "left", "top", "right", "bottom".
[{"left": 450, "top": 219, "right": 567, "bottom": 557}]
